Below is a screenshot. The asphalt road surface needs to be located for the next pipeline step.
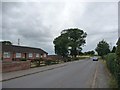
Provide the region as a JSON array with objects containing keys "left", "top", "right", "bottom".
[{"left": 3, "top": 59, "right": 109, "bottom": 88}]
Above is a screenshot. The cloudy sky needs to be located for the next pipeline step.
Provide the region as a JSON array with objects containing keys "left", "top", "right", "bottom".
[{"left": 1, "top": 0, "right": 119, "bottom": 54}]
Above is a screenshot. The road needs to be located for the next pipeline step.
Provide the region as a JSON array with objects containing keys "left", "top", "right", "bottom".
[{"left": 2, "top": 59, "right": 109, "bottom": 88}]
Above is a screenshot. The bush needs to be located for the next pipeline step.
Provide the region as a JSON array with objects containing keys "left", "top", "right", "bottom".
[
  {"left": 20, "top": 58, "right": 27, "bottom": 61},
  {"left": 67, "top": 57, "right": 72, "bottom": 62},
  {"left": 105, "top": 53, "right": 119, "bottom": 87},
  {"left": 109, "top": 75, "right": 118, "bottom": 88},
  {"left": 45, "top": 60, "right": 52, "bottom": 65},
  {"left": 63, "top": 57, "right": 71, "bottom": 62},
  {"left": 73, "top": 57, "right": 79, "bottom": 60},
  {"left": 34, "top": 59, "right": 41, "bottom": 66},
  {"left": 105, "top": 53, "right": 117, "bottom": 76},
  {"left": 116, "top": 38, "right": 120, "bottom": 88}
]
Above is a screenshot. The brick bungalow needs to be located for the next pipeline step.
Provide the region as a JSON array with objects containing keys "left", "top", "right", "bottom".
[{"left": 0, "top": 42, "right": 48, "bottom": 62}]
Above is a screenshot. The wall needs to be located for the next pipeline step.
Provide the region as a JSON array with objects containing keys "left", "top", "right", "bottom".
[
  {"left": 2, "top": 61, "right": 31, "bottom": 73},
  {"left": 3, "top": 58, "right": 12, "bottom": 62}
]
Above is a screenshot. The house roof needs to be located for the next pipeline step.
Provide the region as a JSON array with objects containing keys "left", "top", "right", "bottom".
[{"left": 1, "top": 43, "right": 48, "bottom": 54}]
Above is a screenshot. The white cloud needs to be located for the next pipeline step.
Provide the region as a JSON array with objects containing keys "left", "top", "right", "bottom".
[{"left": 1, "top": 1, "right": 118, "bottom": 54}]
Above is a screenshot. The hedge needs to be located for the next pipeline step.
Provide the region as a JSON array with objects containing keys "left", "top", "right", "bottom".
[
  {"left": 20, "top": 58, "right": 27, "bottom": 61},
  {"left": 105, "top": 53, "right": 120, "bottom": 88},
  {"left": 105, "top": 53, "right": 117, "bottom": 77}
]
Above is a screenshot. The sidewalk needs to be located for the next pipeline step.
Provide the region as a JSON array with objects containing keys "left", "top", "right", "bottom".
[{"left": 2, "top": 62, "right": 69, "bottom": 82}]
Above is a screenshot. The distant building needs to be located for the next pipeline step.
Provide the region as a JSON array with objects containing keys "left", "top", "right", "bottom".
[{"left": 0, "top": 42, "right": 48, "bottom": 62}]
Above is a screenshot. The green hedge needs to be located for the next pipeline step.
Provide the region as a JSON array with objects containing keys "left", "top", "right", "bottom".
[
  {"left": 105, "top": 53, "right": 117, "bottom": 76},
  {"left": 20, "top": 58, "right": 27, "bottom": 61},
  {"left": 105, "top": 53, "right": 119, "bottom": 87}
]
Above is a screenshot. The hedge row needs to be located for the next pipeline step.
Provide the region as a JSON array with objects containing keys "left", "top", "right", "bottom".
[
  {"left": 104, "top": 53, "right": 119, "bottom": 88},
  {"left": 105, "top": 53, "right": 117, "bottom": 76}
]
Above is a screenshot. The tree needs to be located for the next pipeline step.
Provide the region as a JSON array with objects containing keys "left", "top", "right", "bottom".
[
  {"left": 2, "top": 41, "right": 12, "bottom": 45},
  {"left": 84, "top": 50, "right": 95, "bottom": 55},
  {"left": 95, "top": 40, "right": 110, "bottom": 58},
  {"left": 53, "top": 34, "right": 69, "bottom": 57},
  {"left": 116, "top": 38, "right": 120, "bottom": 88},
  {"left": 53, "top": 28, "right": 87, "bottom": 57},
  {"left": 111, "top": 46, "right": 116, "bottom": 53}
]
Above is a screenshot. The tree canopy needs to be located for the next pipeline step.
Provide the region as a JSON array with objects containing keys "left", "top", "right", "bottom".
[
  {"left": 53, "top": 28, "right": 87, "bottom": 57},
  {"left": 84, "top": 50, "right": 95, "bottom": 55},
  {"left": 95, "top": 40, "right": 110, "bottom": 58},
  {"left": 111, "top": 46, "right": 116, "bottom": 53},
  {"left": 2, "top": 41, "right": 12, "bottom": 45}
]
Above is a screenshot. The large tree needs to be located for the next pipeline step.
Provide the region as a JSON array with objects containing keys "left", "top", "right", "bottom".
[
  {"left": 111, "top": 46, "right": 116, "bottom": 53},
  {"left": 2, "top": 41, "right": 12, "bottom": 45},
  {"left": 95, "top": 40, "right": 110, "bottom": 58},
  {"left": 53, "top": 34, "right": 69, "bottom": 57},
  {"left": 53, "top": 28, "right": 87, "bottom": 57}
]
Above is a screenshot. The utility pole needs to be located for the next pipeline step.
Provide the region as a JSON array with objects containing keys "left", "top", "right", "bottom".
[{"left": 18, "top": 38, "right": 20, "bottom": 46}]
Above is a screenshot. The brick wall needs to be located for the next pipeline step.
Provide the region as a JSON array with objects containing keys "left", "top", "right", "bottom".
[
  {"left": 3, "top": 58, "right": 12, "bottom": 62},
  {"left": 2, "top": 61, "right": 31, "bottom": 73}
]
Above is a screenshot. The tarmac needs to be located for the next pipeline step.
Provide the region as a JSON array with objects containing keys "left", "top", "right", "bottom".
[{"left": 1, "top": 62, "right": 70, "bottom": 82}]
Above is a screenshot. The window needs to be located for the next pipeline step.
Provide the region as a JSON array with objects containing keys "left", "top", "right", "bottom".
[
  {"left": 36, "top": 53, "right": 39, "bottom": 58},
  {"left": 3, "top": 52, "right": 10, "bottom": 58},
  {"left": 29, "top": 53, "right": 33, "bottom": 58},
  {"left": 40, "top": 54, "right": 43, "bottom": 58},
  {"left": 44, "top": 54, "right": 46, "bottom": 57},
  {"left": 16, "top": 53, "right": 21, "bottom": 58}
]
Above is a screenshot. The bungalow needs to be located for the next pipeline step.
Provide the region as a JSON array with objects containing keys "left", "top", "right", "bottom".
[{"left": 0, "top": 42, "right": 48, "bottom": 62}]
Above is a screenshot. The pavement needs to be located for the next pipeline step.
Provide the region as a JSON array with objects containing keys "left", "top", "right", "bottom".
[
  {"left": 2, "top": 59, "right": 110, "bottom": 88},
  {"left": 2, "top": 61, "right": 73, "bottom": 82}
]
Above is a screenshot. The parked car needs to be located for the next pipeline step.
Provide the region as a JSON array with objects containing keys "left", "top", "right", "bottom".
[{"left": 92, "top": 56, "right": 98, "bottom": 61}]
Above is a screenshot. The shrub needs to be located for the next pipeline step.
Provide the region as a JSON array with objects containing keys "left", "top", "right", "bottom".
[
  {"left": 51, "top": 60, "right": 57, "bottom": 64},
  {"left": 67, "top": 57, "right": 72, "bottom": 61},
  {"left": 20, "top": 58, "right": 27, "bottom": 61},
  {"left": 73, "top": 57, "right": 79, "bottom": 60},
  {"left": 34, "top": 59, "right": 41, "bottom": 66},
  {"left": 63, "top": 57, "right": 71, "bottom": 62},
  {"left": 116, "top": 38, "right": 120, "bottom": 88},
  {"left": 106, "top": 53, "right": 116, "bottom": 76},
  {"left": 105, "top": 53, "right": 119, "bottom": 87},
  {"left": 45, "top": 60, "right": 52, "bottom": 65}
]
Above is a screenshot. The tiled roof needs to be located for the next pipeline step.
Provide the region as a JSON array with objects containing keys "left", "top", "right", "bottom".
[{"left": 1, "top": 43, "right": 48, "bottom": 54}]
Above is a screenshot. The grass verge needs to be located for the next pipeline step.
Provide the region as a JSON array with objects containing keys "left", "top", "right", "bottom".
[
  {"left": 100, "top": 59, "right": 118, "bottom": 88},
  {"left": 109, "top": 75, "right": 118, "bottom": 88}
]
